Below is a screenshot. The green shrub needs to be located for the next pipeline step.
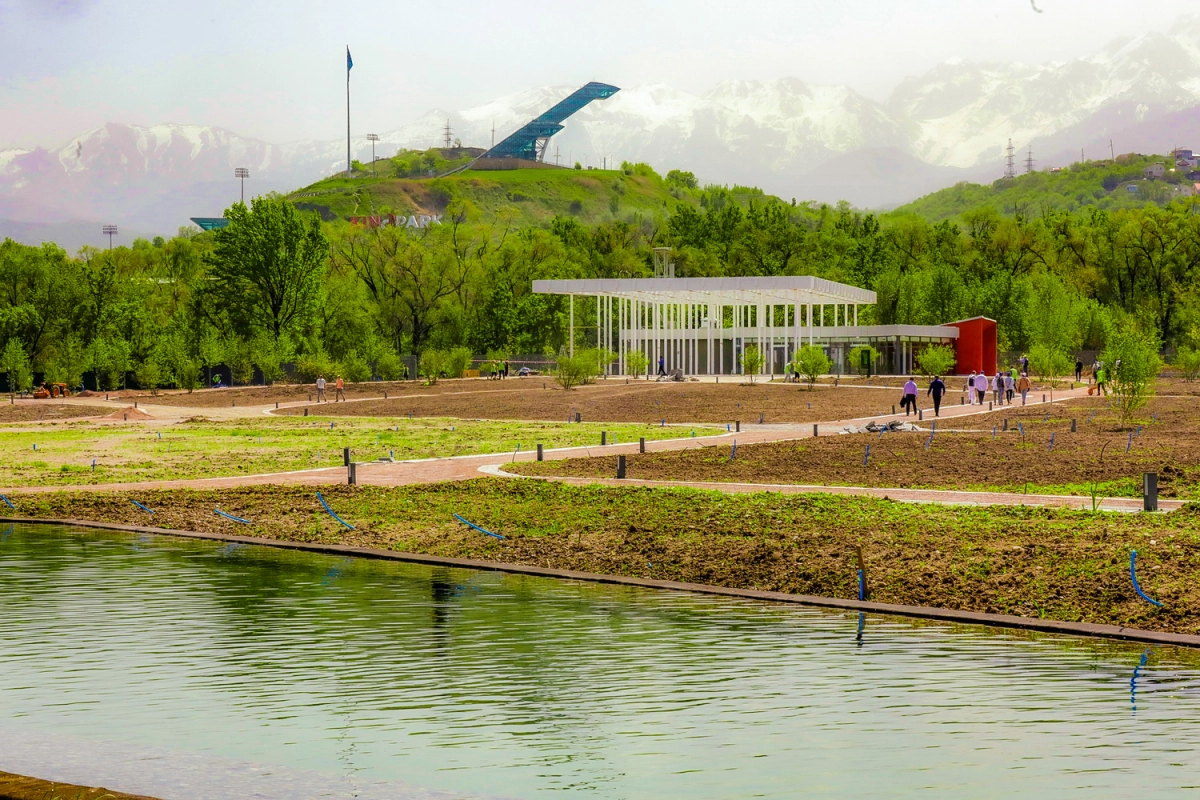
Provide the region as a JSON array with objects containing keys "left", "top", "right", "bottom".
[
  {"left": 444, "top": 346, "right": 473, "bottom": 379},
  {"left": 376, "top": 350, "right": 406, "bottom": 381},
  {"left": 1102, "top": 326, "right": 1162, "bottom": 426},
  {"left": 792, "top": 344, "right": 831, "bottom": 389},
  {"left": 626, "top": 349, "right": 648, "bottom": 379},
  {"left": 341, "top": 350, "right": 372, "bottom": 383},
  {"left": 420, "top": 349, "right": 446, "bottom": 384},
  {"left": 1174, "top": 346, "right": 1200, "bottom": 382},
  {"left": 916, "top": 344, "right": 957, "bottom": 377},
  {"left": 293, "top": 352, "right": 337, "bottom": 383},
  {"left": 740, "top": 345, "right": 765, "bottom": 383}
]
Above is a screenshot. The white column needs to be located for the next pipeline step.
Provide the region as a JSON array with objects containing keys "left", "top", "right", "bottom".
[
  {"left": 569, "top": 294, "right": 574, "bottom": 357},
  {"left": 854, "top": 304, "right": 859, "bottom": 326}
]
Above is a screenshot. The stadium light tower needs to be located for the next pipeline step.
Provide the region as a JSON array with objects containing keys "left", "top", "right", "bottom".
[
  {"left": 366, "top": 134, "right": 380, "bottom": 176},
  {"left": 234, "top": 167, "right": 250, "bottom": 202},
  {"left": 102, "top": 225, "right": 118, "bottom": 251}
]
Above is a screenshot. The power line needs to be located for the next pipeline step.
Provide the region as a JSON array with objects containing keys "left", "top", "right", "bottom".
[{"left": 1004, "top": 139, "right": 1016, "bottom": 179}]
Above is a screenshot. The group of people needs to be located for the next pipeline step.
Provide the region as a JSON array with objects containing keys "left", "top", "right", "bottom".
[
  {"left": 898, "top": 368, "right": 1035, "bottom": 418},
  {"left": 315, "top": 375, "right": 346, "bottom": 402}
]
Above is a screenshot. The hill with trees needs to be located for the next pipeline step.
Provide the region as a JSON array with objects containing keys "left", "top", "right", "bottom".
[{"left": 893, "top": 153, "right": 1197, "bottom": 221}]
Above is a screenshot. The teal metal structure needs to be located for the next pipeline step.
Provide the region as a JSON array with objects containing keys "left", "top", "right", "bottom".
[{"left": 484, "top": 82, "right": 619, "bottom": 162}]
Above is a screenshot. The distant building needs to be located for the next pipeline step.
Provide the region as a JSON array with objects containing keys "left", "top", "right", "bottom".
[
  {"left": 1127, "top": 184, "right": 1140, "bottom": 193},
  {"left": 1173, "top": 148, "right": 1193, "bottom": 161},
  {"left": 1144, "top": 163, "right": 1166, "bottom": 179},
  {"left": 1186, "top": 170, "right": 1200, "bottom": 181}
]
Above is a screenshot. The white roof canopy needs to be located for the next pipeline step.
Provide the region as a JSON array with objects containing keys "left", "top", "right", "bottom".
[{"left": 531, "top": 276, "right": 875, "bottom": 306}]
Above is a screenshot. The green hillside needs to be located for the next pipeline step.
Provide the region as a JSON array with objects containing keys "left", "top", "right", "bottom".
[
  {"left": 287, "top": 150, "right": 749, "bottom": 225},
  {"left": 894, "top": 153, "right": 1198, "bottom": 221}
]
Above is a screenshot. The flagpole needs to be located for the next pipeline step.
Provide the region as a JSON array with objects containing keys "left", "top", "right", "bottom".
[{"left": 346, "top": 46, "right": 351, "bottom": 179}]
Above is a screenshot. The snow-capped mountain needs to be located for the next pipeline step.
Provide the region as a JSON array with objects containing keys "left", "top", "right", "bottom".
[{"left": 6, "top": 16, "right": 1200, "bottom": 247}]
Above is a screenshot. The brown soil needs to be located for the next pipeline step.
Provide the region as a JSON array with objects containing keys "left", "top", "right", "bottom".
[
  {"left": 513, "top": 395, "right": 1200, "bottom": 497},
  {"left": 115, "top": 378, "right": 528, "bottom": 408},
  {"left": 0, "top": 770, "right": 158, "bottom": 800},
  {"left": 99, "top": 407, "right": 156, "bottom": 422},
  {"left": 10, "top": 481, "right": 1200, "bottom": 634},
  {"left": 275, "top": 381, "right": 910, "bottom": 424},
  {"left": 0, "top": 403, "right": 110, "bottom": 423}
]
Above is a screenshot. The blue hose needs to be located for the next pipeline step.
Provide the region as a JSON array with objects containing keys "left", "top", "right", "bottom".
[
  {"left": 728, "top": 439, "right": 737, "bottom": 461},
  {"left": 453, "top": 513, "right": 504, "bottom": 540},
  {"left": 317, "top": 491, "right": 355, "bottom": 530},
  {"left": 214, "top": 508, "right": 252, "bottom": 524},
  {"left": 857, "top": 569, "right": 865, "bottom": 601},
  {"left": 0, "top": 494, "right": 13, "bottom": 510},
  {"left": 131, "top": 500, "right": 155, "bottom": 514},
  {"left": 1130, "top": 550, "right": 1164, "bottom": 608}
]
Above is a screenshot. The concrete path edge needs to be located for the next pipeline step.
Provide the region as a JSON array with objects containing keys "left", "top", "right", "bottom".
[{"left": 5, "top": 516, "right": 1197, "bottom": 650}]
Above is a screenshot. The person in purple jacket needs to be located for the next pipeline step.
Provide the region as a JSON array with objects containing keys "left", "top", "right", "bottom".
[{"left": 901, "top": 376, "right": 918, "bottom": 415}]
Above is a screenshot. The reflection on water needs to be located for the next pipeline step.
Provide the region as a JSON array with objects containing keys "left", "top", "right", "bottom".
[{"left": 2, "top": 524, "right": 1200, "bottom": 799}]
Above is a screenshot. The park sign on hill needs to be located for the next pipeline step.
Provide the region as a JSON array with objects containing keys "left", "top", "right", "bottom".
[{"left": 349, "top": 213, "right": 442, "bottom": 229}]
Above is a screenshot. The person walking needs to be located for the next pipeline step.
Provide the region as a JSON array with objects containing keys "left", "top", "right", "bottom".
[
  {"left": 316, "top": 375, "right": 326, "bottom": 402},
  {"left": 1020, "top": 354, "right": 1030, "bottom": 374},
  {"left": 1096, "top": 366, "right": 1107, "bottom": 396},
  {"left": 964, "top": 371, "right": 977, "bottom": 404},
  {"left": 1005, "top": 370, "right": 1015, "bottom": 403},
  {"left": 927, "top": 375, "right": 946, "bottom": 417},
  {"left": 902, "top": 376, "right": 918, "bottom": 416},
  {"left": 1074, "top": 358, "right": 1083, "bottom": 383},
  {"left": 992, "top": 372, "right": 1004, "bottom": 405},
  {"left": 1091, "top": 359, "right": 1100, "bottom": 384},
  {"left": 657, "top": 356, "right": 666, "bottom": 377},
  {"left": 974, "top": 371, "right": 987, "bottom": 405},
  {"left": 503, "top": 360, "right": 510, "bottom": 379},
  {"left": 1018, "top": 372, "right": 1031, "bottom": 405},
  {"left": 335, "top": 375, "right": 346, "bottom": 402}
]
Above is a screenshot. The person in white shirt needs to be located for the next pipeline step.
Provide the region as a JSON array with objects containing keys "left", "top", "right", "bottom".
[
  {"left": 974, "top": 372, "right": 987, "bottom": 405},
  {"left": 316, "top": 375, "right": 326, "bottom": 402},
  {"left": 992, "top": 372, "right": 1004, "bottom": 405},
  {"left": 965, "top": 371, "right": 977, "bottom": 404}
]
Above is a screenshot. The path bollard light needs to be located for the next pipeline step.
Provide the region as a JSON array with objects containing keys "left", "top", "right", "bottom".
[
  {"left": 537, "top": 443, "right": 544, "bottom": 461},
  {"left": 304, "top": 408, "right": 308, "bottom": 416},
  {"left": 918, "top": 409, "right": 923, "bottom": 421},
  {"left": 134, "top": 402, "right": 137, "bottom": 408},
  {"left": 1003, "top": 419, "right": 1008, "bottom": 432},
  {"left": 1043, "top": 394, "right": 1046, "bottom": 403},
  {"left": 309, "top": 394, "right": 312, "bottom": 402},
  {"left": 616, "top": 455, "right": 626, "bottom": 479},
  {"left": 1144, "top": 473, "right": 1158, "bottom": 512},
  {"left": 735, "top": 421, "right": 741, "bottom": 432},
  {"left": 343, "top": 447, "right": 351, "bottom": 466},
  {"left": 639, "top": 437, "right": 646, "bottom": 454},
  {"left": 575, "top": 412, "right": 581, "bottom": 423},
  {"left": 275, "top": 402, "right": 278, "bottom": 409},
  {"left": 960, "top": 397, "right": 964, "bottom": 405},
  {"left": 892, "top": 405, "right": 896, "bottom": 415},
  {"left": 1071, "top": 418, "right": 1077, "bottom": 432},
  {"left": 384, "top": 391, "right": 388, "bottom": 399},
  {"left": 601, "top": 431, "right": 607, "bottom": 446},
  {"left": 988, "top": 401, "right": 992, "bottom": 410},
  {"left": 813, "top": 424, "right": 818, "bottom": 437},
  {"left": 348, "top": 462, "right": 357, "bottom": 486}
]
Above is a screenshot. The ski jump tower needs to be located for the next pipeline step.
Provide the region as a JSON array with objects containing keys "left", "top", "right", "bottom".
[{"left": 476, "top": 81, "right": 619, "bottom": 167}]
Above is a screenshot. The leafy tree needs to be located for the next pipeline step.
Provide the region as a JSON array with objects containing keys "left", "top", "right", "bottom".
[
  {"left": 419, "top": 349, "right": 446, "bottom": 384},
  {"left": 206, "top": 197, "right": 327, "bottom": 341},
  {"left": 1029, "top": 344, "right": 1073, "bottom": 397},
  {"left": 1102, "top": 325, "right": 1162, "bottom": 426},
  {"left": 340, "top": 350, "right": 372, "bottom": 383},
  {"left": 740, "top": 344, "right": 764, "bottom": 383},
  {"left": 1, "top": 338, "right": 31, "bottom": 396},
  {"left": 444, "top": 346, "right": 473, "bottom": 379},
  {"left": 555, "top": 349, "right": 598, "bottom": 391},
  {"left": 134, "top": 356, "right": 162, "bottom": 394},
  {"left": 1174, "top": 346, "right": 1200, "bottom": 382},
  {"left": 848, "top": 345, "right": 881, "bottom": 376},
  {"left": 666, "top": 170, "right": 698, "bottom": 190},
  {"left": 625, "top": 349, "right": 648, "bottom": 379},
  {"left": 792, "top": 344, "right": 831, "bottom": 389},
  {"left": 916, "top": 344, "right": 956, "bottom": 377}
]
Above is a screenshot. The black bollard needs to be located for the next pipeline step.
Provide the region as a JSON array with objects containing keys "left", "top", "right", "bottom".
[
  {"left": 616, "top": 455, "right": 626, "bottom": 479},
  {"left": 1043, "top": 394, "right": 1046, "bottom": 403},
  {"left": 575, "top": 412, "right": 581, "bottom": 423},
  {"left": 601, "top": 431, "right": 607, "bottom": 446},
  {"left": 735, "top": 421, "right": 741, "bottom": 432},
  {"left": 275, "top": 401, "right": 278, "bottom": 409},
  {"left": 1071, "top": 418, "right": 1077, "bottom": 432},
  {"left": 758, "top": 413, "right": 764, "bottom": 424},
  {"left": 537, "top": 443, "right": 544, "bottom": 461},
  {"left": 918, "top": 409, "right": 923, "bottom": 421},
  {"left": 303, "top": 408, "right": 308, "bottom": 417},
  {"left": 1143, "top": 472, "right": 1158, "bottom": 512},
  {"left": 348, "top": 462, "right": 357, "bottom": 486},
  {"left": 639, "top": 437, "right": 646, "bottom": 454},
  {"left": 343, "top": 447, "right": 351, "bottom": 466},
  {"left": 1003, "top": 419, "right": 1008, "bottom": 432},
  {"left": 384, "top": 391, "right": 388, "bottom": 399},
  {"left": 813, "top": 424, "right": 818, "bottom": 437}
]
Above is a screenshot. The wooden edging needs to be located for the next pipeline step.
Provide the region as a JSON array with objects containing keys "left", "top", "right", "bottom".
[{"left": 4, "top": 516, "right": 1199, "bottom": 650}]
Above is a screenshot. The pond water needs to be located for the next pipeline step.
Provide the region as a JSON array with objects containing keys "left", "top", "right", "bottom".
[{"left": 2, "top": 524, "right": 1200, "bottom": 799}]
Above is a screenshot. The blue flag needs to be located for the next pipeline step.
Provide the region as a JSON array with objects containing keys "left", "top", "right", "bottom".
[{"left": 346, "top": 46, "right": 353, "bottom": 72}]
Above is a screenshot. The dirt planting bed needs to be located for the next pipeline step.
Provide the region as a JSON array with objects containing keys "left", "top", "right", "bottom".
[
  {"left": 0, "top": 402, "right": 110, "bottom": 423},
  {"left": 275, "top": 381, "right": 905, "bottom": 424},
  {"left": 513, "top": 395, "right": 1200, "bottom": 498},
  {"left": 10, "top": 481, "right": 1200, "bottom": 634},
  {"left": 0, "top": 770, "right": 159, "bottom": 800}
]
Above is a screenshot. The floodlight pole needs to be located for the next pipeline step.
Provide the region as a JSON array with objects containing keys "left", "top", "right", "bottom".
[
  {"left": 366, "top": 133, "right": 379, "bottom": 177},
  {"left": 234, "top": 167, "right": 249, "bottom": 203},
  {"left": 102, "top": 225, "right": 118, "bottom": 251},
  {"left": 346, "top": 47, "right": 352, "bottom": 179}
]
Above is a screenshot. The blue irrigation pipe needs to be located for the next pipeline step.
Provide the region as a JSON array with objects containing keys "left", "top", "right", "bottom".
[
  {"left": 1127, "top": 432, "right": 1134, "bottom": 453},
  {"left": 863, "top": 444, "right": 871, "bottom": 466},
  {"left": 130, "top": 500, "right": 155, "bottom": 514},
  {"left": 728, "top": 439, "right": 737, "bottom": 462},
  {"left": 857, "top": 569, "right": 865, "bottom": 601},
  {"left": 214, "top": 508, "right": 252, "bottom": 524},
  {"left": 0, "top": 494, "right": 14, "bottom": 510},
  {"left": 1130, "top": 550, "right": 1164, "bottom": 608},
  {"left": 317, "top": 491, "right": 355, "bottom": 530},
  {"left": 453, "top": 513, "right": 504, "bottom": 540}
]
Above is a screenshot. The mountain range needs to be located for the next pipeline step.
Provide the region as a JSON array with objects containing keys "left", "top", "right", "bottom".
[{"left": 6, "top": 16, "right": 1200, "bottom": 249}]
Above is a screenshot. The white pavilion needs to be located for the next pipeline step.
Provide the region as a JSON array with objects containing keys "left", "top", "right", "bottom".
[{"left": 532, "top": 271, "right": 961, "bottom": 377}]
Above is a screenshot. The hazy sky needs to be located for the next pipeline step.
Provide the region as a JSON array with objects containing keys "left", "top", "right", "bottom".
[{"left": 2, "top": 0, "right": 1198, "bottom": 149}]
